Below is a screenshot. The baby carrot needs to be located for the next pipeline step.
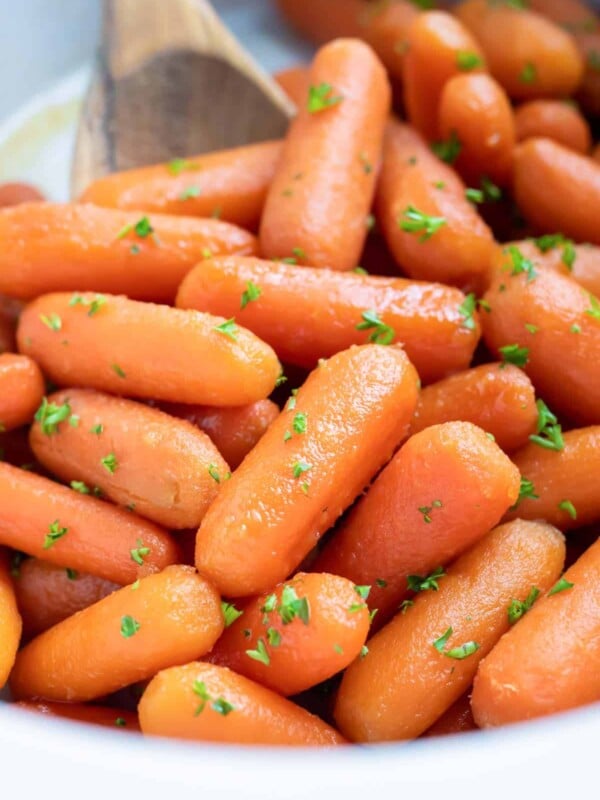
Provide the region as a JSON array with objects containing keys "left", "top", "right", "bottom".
[
  {"left": 17, "top": 292, "right": 281, "bottom": 406},
  {"left": 422, "top": 694, "right": 477, "bottom": 738},
  {"left": 492, "top": 238, "right": 600, "bottom": 299},
  {"left": 403, "top": 11, "right": 486, "bottom": 141},
  {"left": 0, "top": 353, "right": 45, "bottom": 432},
  {"left": 17, "top": 701, "right": 140, "bottom": 731},
  {"left": 314, "top": 422, "right": 520, "bottom": 624},
  {"left": 274, "top": 66, "right": 310, "bottom": 106},
  {"left": 13, "top": 558, "right": 118, "bottom": 640},
  {"left": 481, "top": 264, "right": 600, "bottom": 425},
  {"left": 0, "top": 203, "right": 257, "bottom": 303},
  {"left": 10, "top": 565, "right": 223, "bottom": 703},
  {"left": 0, "top": 549, "right": 22, "bottom": 687},
  {"left": 0, "top": 463, "right": 178, "bottom": 584},
  {"left": 573, "top": 31, "right": 600, "bottom": 116},
  {"left": 138, "top": 662, "right": 345, "bottom": 746},
  {"left": 208, "top": 572, "right": 370, "bottom": 696},
  {"left": 79, "top": 141, "right": 282, "bottom": 231},
  {"left": 527, "top": 0, "right": 599, "bottom": 29},
  {"left": 0, "top": 182, "right": 45, "bottom": 207},
  {"left": 513, "top": 138, "right": 600, "bottom": 245},
  {"left": 161, "top": 399, "right": 279, "bottom": 470},
  {"left": 472, "top": 535, "right": 600, "bottom": 727},
  {"left": 260, "top": 39, "right": 390, "bottom": 271},
  {"left": 30, "top": 389, "right": 230, "bottom": 529},
  {"left": 455, "top": 0, "right": 584, "bottom": 100},
  {"left": 437, "top": 73, "right": 515, "bottom": 187},
  {"left": 175, "top": 255, "right": 480, "bottom": 383},
  {"left": 514, "top": 100, "right": 591, "bottom": 154},
  {"left": 196, "top": 345, "right": 419, "bottom": 598},
  {"left": 505, "top": 427, "right": 600, "bottom": 532},
  {"left": 409, "top": 363, "right": 537, "bottom": 453},
  {"left": 375, "top": 119, "right": 495, "bottom": 293},
  {"left": 334, "top": 520, "right": 565, "bottom": 742}
]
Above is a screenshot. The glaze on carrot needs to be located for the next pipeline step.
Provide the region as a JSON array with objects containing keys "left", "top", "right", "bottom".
[
  {"left": 17, "top": 292, "right": 281, "bottom": 406},
  {"left": 260, "top": 39, "right": 390, "bottom": 271},
  {"left": 514, "top": 100, "right": 591, "bottom": 154},
  {"left": 139, "top": 662, "right": 345, "bottom": 746},
  {"left": 196, "top": 345, "right": 419, "bottom": 597},
  {"left": 0, "top": 548, "right": 22, "bottom": 687},
  {"left": 175, "top": 255, "right": 480, "bottom": 383},
  {"left": 0, "top": 353, "right": 45, "bottom": 432},
  {"left": 334, "top": 520, "right": 565, "bottom": 742},
  {"left": 17, "top": 701, "right": 140, "bottom": 731},
  {"left": 314, "top": 421, "right": 520, "bottom": 624},
  {"left": 422, "top": 693, "right": 477, "bottom": 738},
  {"left": 10, "top": 565, "right": 223, "bottom": 702}
]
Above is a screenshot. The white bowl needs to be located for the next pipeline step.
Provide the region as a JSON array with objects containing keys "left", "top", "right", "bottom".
[{"left": 0, "top": 2, "right": 596, "bottom": 796}]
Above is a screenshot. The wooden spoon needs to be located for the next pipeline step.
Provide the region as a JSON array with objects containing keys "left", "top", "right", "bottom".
[{"left": 71, "top": 0, "right": 295, "bottom": 197}]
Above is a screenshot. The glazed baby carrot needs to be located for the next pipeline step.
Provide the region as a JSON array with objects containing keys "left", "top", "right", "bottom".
[
  {"left": 161, "top": 399, "right": 279, "bottom": 470},
  {"left": 18, "top": 292, "right": 281, "bottom": 406},
  {"left": 527, "top": 0, "right": 599, "bottom": 29},
  {"left": 208, "top": 572, "right": 370, "bottom": 696},
  {"left": 481, "top": 264, "right": 600, "bottom": 425},
  {"left": 491, "top": 238, "right": 600, "bottom": 299},
  {"left": 79, "top": 141, "right": 282, "bottom": 231},
  {"left": 29, "top": 389, "right": 230, "bottom": 529},
  {"left": 472, "top": 534, "right": 600, "bottom": 726},
  {"left": 314, "top": 422, "right": 520, "bottom": 624},
  {"left": 274, "top": 66, "right": 309, "bottom": 106},
  {"left": 514, "top": 100, "right": 591, "bottom": 154},
  {"left": 17, "top": 701, "right": 140, "bottom": 731},
  {"left": 455, "top": 0, "right": 584, "bottom": 100},
  {"left": 138, "top": 662, "right": 345, "bottom": 746},
  {"left": 0, "top": 353, "right": 45, "bottom": 432},
  {"left": 513, "top": 138, "right": 600, "bottom": 244},
  {"left": 403, "top": 11, "right": 486, "bottom": 141},
  {"left": 0, "top": 203, "right": 257, "bottom": 303},
  {"left": 573, "top": 31, "right": 600, "bottom": 116},
  {"left": 375, "top": 119, "right": 495, "bottom": 293},
  {"left": 0, "top": 463, "right": 178, "bottom": 584},
  {"left": 422, "top": 693, "right": 477, "bottom": 738},
  {"left": 333, "top": 520, "right": 565, "bottom": 742},
  {"left": 260, "top": 38, "right": 390, "bottom": 271},
  {"left": 0, "top": 549, "right": 22, "bottom": 687},
  {"left": 409, "top": 363, "right": 537, "bottom": 453},
  {"left": 437, "top": 73, "right": 515, "bottom": 187},
  {"left": 505, "top": 427, "right": 600, "bottom": 532},
  {"left": 13, "top": 558, "right": 118, "bottom": 640},
  {"left": 0, "top": 182, "right": 45, "bottom": 207},
  {"left": 196, "top": 345, "right": 419, "bottom": 597},
  {"left": 175, "top": 255, "right": 480, "bottom": 383},
  {"left": 10, "top": 565, "right": 223, "bottom": 702}
]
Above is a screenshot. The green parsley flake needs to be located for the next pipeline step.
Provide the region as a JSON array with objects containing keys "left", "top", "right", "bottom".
[
  {"left": 111, "top": 364, "right": 126, "bottom": 379},
  {"left": 499, "top": 343, "right": 529, "bottom": 368},
  {"left": 356, "top": 309, "right": 395, "bottom": 344},
  {"left": 167, "top": 158, "right": 199, "bottom": 175},
  {"left": 456, "top": 50, "right": 483, "bottom": 71},
  {"left": 506, "top": 245, "right": 537, "bottom": 282},
  {"left": 418, "top": 499, "right": 443, "bottom": 524},
  {"left": 519, "top": 62, "right": 537, "bottom": 83},
  {"left": 465, "top": 188, "right": 484, "bottom": 204},
  {"left": 43, "top": 520, "right": 68, "bottom": 550},
  {"left": 66, "top": 568, "right": 79, "bottom": 581},
  {"left": 407, "top": 567, "right": 445, "bottom": 593},
  {"left": 431, "top": 130, "right": 461, "bottom": 164},
  {"left": 292, "top": 412, "right": 307, "bottom": 434},
  {"left": 245, "top": 637, "right": 270, "bottom": 665},
  {"left": 529, "top": 399, "right": 564, "bottom": 452},
  {"left": 548, "top": 577, "right": 574, "bottom": 596},
  {"left": 130, "top": 539, "right": 150, "bottom": 566},
  {"left": 35, "top": 398, "right": 72, "bottom": 436},
  {"left": 586, "top": 294, "right": 600, "bottom": 320},
  {"left": 507, "top": 586, "right": 540, "bottom": 625},
  {"left": 511, "top": 477, "right": 539, "bottom": 509},
  {"left": 69, "top": 293, "right": 107, "bottom": 316},
  {"left": 213, "top": 318, "right": 238, "bottom": 340},
  {"left": 40, "top": 313, "right": 62, "bottom": 331},
  {"left": 558, "top": 499, "right": 577, "bottom": 520},
  {"left": 307, "top": 83, "right": 343, "bottom": 113},
  {"left": 240, "top": 280, "right": 262, "bottom": 309},
  {"left": 458, "top": 293, "right": 477, "bottom": 330},
  {"left": 101, "top": 453, "right": 118, "bottom": 474},
  {"left": 433, "top": 627, "right": 480, "bottom": 660},
  {"left": 221, "top": 601, "right": 243, "bottom": 627},
  {"left": 279, "top": 585, "right": 310, "bottom": 625},
  {"left": 292, "top": 460, "right": 312, "bottom": 479},
  {"left": 120, "top": 615, "right": 140, "bottom": 638},
  {"left": 399, "top": 206, "right": 446, "bottom": 241}
]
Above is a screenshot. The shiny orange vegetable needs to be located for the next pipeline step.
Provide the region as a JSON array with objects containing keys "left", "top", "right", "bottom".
[
  {"left": 0, "top": 353, "right": 45, "bottom": 432},
  {"left": 0, "top": 548, "right": 22, "bottom": 687},
  {"left": 17, "top": 701, "right": 140, "bottom": 731},
  {"left": 514, "top": 100, "right": 591, "bottom": 154}
]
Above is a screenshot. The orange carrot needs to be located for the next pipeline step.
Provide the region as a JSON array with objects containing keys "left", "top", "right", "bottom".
[
  {"left": 138, "top": 662, "right": 345, "bottom": 746},
  {"left": 196, "top": 345, "right": 419, "bottom": 597},
  {"left": 527, "top": 0, "right": 599, "bottom": 29},
  {"left": 0, "top": 548, "right": 22, "bottom": 687},
  {"left": 260, "top": 39, "right": 390, "bottom": 271},
  {"left": 29, "top": 389, "right": 230, "bottom": 529},
  {"left": 375, "top": 119, "right": 495, "bottom": 293},
  {"left": 274, "top": 66, "right": 310, "bottom": 106},
  {"left": 481, "top": 264, "right": 600, "bottom": 425},
  {"left": 79, "top": 141, "right": 282, "bottom": 231},
  {"left": 13, "top": 558, "right": 118, "bottom": 640},
  {"left": 573, "top": 31, "right": 600, "bottom": 116},
  {"left": 410, "top": 363, "right": 537, "bottom": 453},
  {"left": 514, "top": 100, "right": 591, "bottom": 154},
  {"left": 333, "top": 520, "right": 565, "bottom": 742},
  {"left": 403, "top": 11, "right": 486, "bottom": 141},
  {"left": 314, "top": 421, "right": 520, "bottom": 624},
  {"left": 0, "top": 353, "right": 45, "bottom": 432},
  {"left": 513, "top": 138, "right": 600, "bottom": 245},
  {"left": 0, "top": 182, "right": 45, "bottom": 207},
  {"left": 208, "top": 572, "right": 370, "bottom": 696},
  {"left": 0, "top": 203, "right": 257, "bottom": 303},
  {"left": 10, "top": 565, "right": 223, "bottom": 702},
  {"left": 438, "top": 73, "right": 515, "bottom": 187},
  {"left": 455, "top": 0, "right": 584, "bottom": 100},
  {"left": 160, "top": 399, "right": 279, "bottom": 470},
  {"left": 17, "top": 701, "right": 140, "bottom": 731},
  {"left": 422, "top": 693, "right": 477, "bottom": 737},
  {"left": 17, "top": 292, "right": 281, "bottom": 406},
  {"left": 175, "top": 255, "right": 480, "bottom": 383},
  {"left": 472, "top": 534, "right": 600, "bottom": 727},
  {"left": 0, "top": 463, "right": 179, "bottom": 584},
  {"left": 505, "top": 427, "right": 600, "bottom": 532}
]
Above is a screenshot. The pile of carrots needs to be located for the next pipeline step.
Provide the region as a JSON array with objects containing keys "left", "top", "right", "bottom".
[{"left": 2, "top": 0, "right": 600, "bottom": 746}]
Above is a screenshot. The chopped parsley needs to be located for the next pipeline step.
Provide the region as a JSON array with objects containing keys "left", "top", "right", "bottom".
[
  {"left": 433, "top": 627, "right": 480, "bottom": 659},
  {"left": 279, "top": 585, "right": 310, "bottom": 625},
  {"left": 431, "top": 131, "right": 461, "bottom": 164},
  {"left": 307, "top": 83, "right": 344, "bottom": 113},
  {"left": 178, "top": 185, "right": 200, "bottom": 201},
  {"left": 221, "top": 601, "right": 243, "bottom": 627},
  {"left": 43, "top": 520, "right": 68, "bottom": 549},
  {"left": 506, "top": 245, "right": 537, "bottom": 282},
  {"left": 111, "top": 364, "right": 126, "bottom": 379},
  {"left": 245, "top": 637, "right": 270, "bottom": 665},
  {"left": 548, "top": 577, "right": 574, "bottom": 596},
  {"left": 456, "top": 50, "right": 483, "bottom": 71},
  {"left": 499, "top": 343, "right": 529, "bottom": 368},
  {"left": 213, "top": 318, "right": 238, "bottom": 340},
  {"left": 519, "top": 62, "right": 537, "bottom": 84},
  {"left": 511, "top": 477, "right": 539, "bottom": 509},
  {"left": 407, "top": 567, "right": 445, "bottom": 593},
  {"left": 399, "top": 206, "right": 446, "bottom": 241},
  {"left": 120, "top": 615, "right": 140, "bottom": 638},
  {"left": 458, "top": 293, "right": 477, "bottom": 330},
  {"left": 101, "top": 453, "right": 118, "bottom": 474},
  {"left": 529, "top": 399, "right": 564, "bottom": 451},
  {"left": 35, "top": 398, "right": 72, "bottom": 435},
  {"left": 40, "top": 313, "right": 62, "bottom": 331},
  {"left": 167, "top": 158, "right": 199, "bottom": 175},
  {"left": 418, "top": 499, "right": 443, "bottom": 523},
  {"left": 558, "top": 499, "right": 577, "bottom": 520},
  {"left": 508, "top": 586, "right": 540, "bottom": 625},
  {"left": 240, "top": 280, "right": 262, "bottom": 309},
  {"left": 130, "top": 539, "right": 150, "bottom": 566},
  {"left": 69, "top": 293, "right": 107, "bottom": 316},
  {"left": 356, "top": 309, "right": 395, "bottom": 345}
]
